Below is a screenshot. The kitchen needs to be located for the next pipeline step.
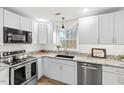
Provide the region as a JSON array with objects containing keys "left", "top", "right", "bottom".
[{"left": 1, "top": 7, "right": 124, "bottom": 85}]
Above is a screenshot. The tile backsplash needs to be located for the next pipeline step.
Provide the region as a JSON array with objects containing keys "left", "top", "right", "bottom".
[
  {"left": 0, "top": 44, "right": 42, "bottom": 52},
  {"left": 1, "top": 43, "right": 124, "bottom": 56},
  {"left": 41, "top": 44, "right": 124, "bottom": 55}
]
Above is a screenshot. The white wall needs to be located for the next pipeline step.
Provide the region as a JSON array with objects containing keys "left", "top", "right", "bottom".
[{"left": 0, "top": 44, "right": 42, "bottom": 52}]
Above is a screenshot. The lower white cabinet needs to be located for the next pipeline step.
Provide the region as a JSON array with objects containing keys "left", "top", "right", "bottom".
[
  {"left": 61, "top": 64, "right": 75, "bottom": 84},
  {"left": 42, "top": 57, "right": 51, "bottom": 77},
  {"left": 43, "top": 57, "right": 76, "bottom": 85},
  {"left": 0, "top": 68, "right": 9, "bottom": 85},
  {"left": 49, "top": 62, "right": 61, "bottom": 81},
  {"left": 102, "top": 66, "right": 124, "bottom": 85},
  {"left": 37, "top": 58, "right": 43, "bottom": 80},
  {"left": 103, "top": 71, "right": 124, "bottom": 85}
]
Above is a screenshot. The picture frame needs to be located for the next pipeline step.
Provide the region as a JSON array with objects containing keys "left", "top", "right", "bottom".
[{"left": 91, "top": 48, "right": 106, "bottom": 58}]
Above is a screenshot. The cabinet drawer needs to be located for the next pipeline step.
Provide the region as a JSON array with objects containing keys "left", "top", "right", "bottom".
[
  {"left": 103, "top": 66, "right": 124, "bottom": 75},
  {"left": 50, "top": 58, "right": 75, "bottom": 66},
  {"left": 102, "top": 71, "right": 124, "bottom": 85}
]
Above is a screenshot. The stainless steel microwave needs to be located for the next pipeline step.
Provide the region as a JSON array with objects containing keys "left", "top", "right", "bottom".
[{"left": 3, "top": 27, "right": 32, "bottom": 43}]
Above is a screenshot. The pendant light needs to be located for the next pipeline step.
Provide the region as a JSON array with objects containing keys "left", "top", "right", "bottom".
[{"left": 62, "top": 17, "right": 65, "bottom": 29}]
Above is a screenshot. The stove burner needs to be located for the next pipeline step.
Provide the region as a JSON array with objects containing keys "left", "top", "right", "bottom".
[{"left": 3, "top": 56, "right": 36, "bottom": 65}]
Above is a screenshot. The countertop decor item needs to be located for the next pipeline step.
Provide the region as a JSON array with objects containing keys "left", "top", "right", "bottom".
[
  {"left": 56, "top": 45, "right": 60, "bottom": 51},
  {"left": 91, "top": 48, "right": 106, "bottom": 58},
  {"left": 117, "top": 55, "right": 124, "bottom": 61}
]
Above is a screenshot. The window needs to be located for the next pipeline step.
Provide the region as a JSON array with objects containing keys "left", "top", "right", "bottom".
[{"left": 57, "top": 26, "right": 78, "bottom": 49}]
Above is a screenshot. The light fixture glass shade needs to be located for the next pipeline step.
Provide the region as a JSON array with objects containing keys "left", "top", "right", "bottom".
[{"left": 62, "top": 17, "right": 65, "bottom": 29}]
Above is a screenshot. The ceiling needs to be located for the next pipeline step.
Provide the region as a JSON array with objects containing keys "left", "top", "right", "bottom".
[{"left": 4, "top": 7, "right": 123, "bottom": 22}]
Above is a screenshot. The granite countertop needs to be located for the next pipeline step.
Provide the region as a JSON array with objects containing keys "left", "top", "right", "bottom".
[{"left": 31, "top": 52, "right": 124, "bottom": 68}]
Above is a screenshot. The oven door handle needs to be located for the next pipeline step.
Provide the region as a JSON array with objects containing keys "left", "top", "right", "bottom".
[
  {"left": 81, "top": 65, "right": 98, "bottom": 70},
  {"left": 12, "top": 63, "right": 27, "bottom": 69}
]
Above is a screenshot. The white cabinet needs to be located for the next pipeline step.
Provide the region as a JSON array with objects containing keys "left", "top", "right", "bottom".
[
  {"left": 4, "top": 9, "right": 20, "bottom": 29},
  {"left": 47, "top": 23, "right": 53, "bottom": 44},
  {"left": 32, "top": 21, "right": 39, "bottom": 44},
  {"left": 0, "top": 68, "right": 9, "bottom": 85},
  {"left": 102, "top": 66, "right": 124, "bottom": 85},
  {"left": 61, "top": 64, "right": 75, "bottom": 84},
  {"left": 42, "top": 57, "right": 51, "bottom": 77},
  {"left": 37, "top": 58, "right": 43, "bottom": 80},
  {"left": 103, "top": 71, "right": 124, "bottom": 85},
  {"left": 115, "top": 10, "right": 124, "bottom": 44},
  {"left": 38, "top": 23, "right": 48, "bottom": 44},
  {"left": 43, "top": 57, "right": 76, "bottom": 85},
  {"left": 49, "top": 62, "right": 61, "bottom": 81},
  {"left": 100, "top": 13, "right": 114, "bottom": 44},
  {"left": 20, "top": 16, "right": 32, "bottom": 31},
  {"left": 0, "top": 8, "right": 3, "bottom": 44},
  {"left": 79, "top": 16, "right": 99, "bottom": 44}
]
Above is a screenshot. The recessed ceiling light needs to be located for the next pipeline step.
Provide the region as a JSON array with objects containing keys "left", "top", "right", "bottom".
[
  {"left": 83, "top": 8, "right": 88, "bottom": 12},
  {"left": 37, "top": 18, "right": 49, "bottom": 22}
]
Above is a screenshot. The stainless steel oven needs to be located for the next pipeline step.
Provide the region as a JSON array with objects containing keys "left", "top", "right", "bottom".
[
  {"left": 3, "top": 27, "right": 32, "bottom": 43},
  {"left": 10, "top": 60, "right": 37, "bottom": 85}
]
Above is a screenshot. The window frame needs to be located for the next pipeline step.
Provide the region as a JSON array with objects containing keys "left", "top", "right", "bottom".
[{"left": 56, "top": 26, "right": 79, "bottom": 51}]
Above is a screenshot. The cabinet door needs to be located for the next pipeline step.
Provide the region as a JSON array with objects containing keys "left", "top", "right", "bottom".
[
  {"left": 4, "top": 9, "right": 20, "bottom": 29},
  {"left": 102, "top": 71, "right": 124, "bottom": 85},
  {"left": 61, "top": 64, "right": 75, "bottom": 85},
  {"left": 100, "top": 13, "right": 114, "bottom": 44},
  {"left": 115, "top": 11, "right": 124, "bottom": 44},
  {"left": 47, "top": 23, "right": 53, "bottom": 44},
  {"left": 38, "top": 23, "right": 47, "bottom": 44},
  {"left": 0, "top": 8, "right": 3, "bottom": 44},
  {"left": 49, "top": 62, "right": 61, "bottom": 81},
  {"left": 79, "top": 16, "right": 99, "bottom": 44},
  {"left": 42, "top": 57, "right": 50, "bottom": 77},
  {"left": 37, "top": 58, "right": 43, "bottom": 80},
  {"left": 32, "top": 21, "right": 38, "bottom": 44},
  {"left": 20, "top": 16, "right": 32, "bottom": 31},
  {"left": 0, "top": 68, "right": 9, "bottom": 85}
]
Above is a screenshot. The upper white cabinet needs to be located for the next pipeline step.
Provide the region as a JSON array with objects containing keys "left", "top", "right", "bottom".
[
  {"left": 79, "top": 16, "right": 99, "bottom": 44},
  {"left": 0, "top": 8, "right": 3, "bottom": 44},
  {"left": 38, "top": 23, "right": 48, "bottom": 44},
  {"left": 32, "top": 21, "right": 39, "bottom": 44},
  {"left": 4, "top": 9, "right": 20, "bottom": 29},
  {"left": 20, "top": 16, "right": 32, "bottom": 31},
  {"left": 115, "top": 10, "right": 124, "bottom": 44},
  {"left": 100, "top": 13, "right": 114, "bottom": 44},
  {"left": 47, "top": 23, "right": 53, "bottom": 44}
]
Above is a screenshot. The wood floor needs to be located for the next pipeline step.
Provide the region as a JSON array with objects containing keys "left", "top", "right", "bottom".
[{"left": 37, "top": 76, "right": 66, "bottom": 85}]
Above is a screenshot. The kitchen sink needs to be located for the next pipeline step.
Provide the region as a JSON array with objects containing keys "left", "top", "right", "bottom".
[{"left": 56, "top": 55, "right": 74, "bottom": 59}]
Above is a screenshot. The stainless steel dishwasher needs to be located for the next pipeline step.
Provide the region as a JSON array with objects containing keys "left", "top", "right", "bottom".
[{"left": 77, "top": 62, "right": 102, "bottom": 85}]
